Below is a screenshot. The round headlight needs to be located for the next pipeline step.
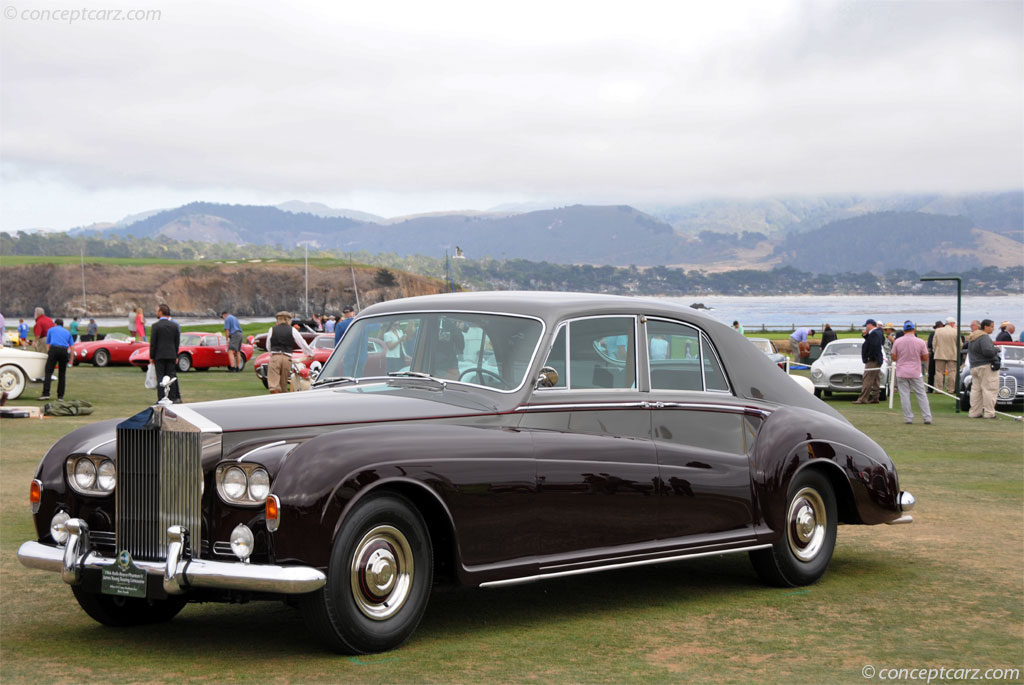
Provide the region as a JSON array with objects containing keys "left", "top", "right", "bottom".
[
  {"left": 248, "top": 468, "right": 270, "bottom": 501},
  {"left": 223, "top": 467, "right": 247, "bottom": 500},
  {"left": 74, "top": 458, "right": 97, "bottom": 490},
  {"left": 97, "top": 460, "right": 116, "bottom": 492},
  {"left": 50, "top": 510, "right": 70, "bottom": 544},
  {"left": 230, "top": 524, "right": 254, "bottom": 560}
]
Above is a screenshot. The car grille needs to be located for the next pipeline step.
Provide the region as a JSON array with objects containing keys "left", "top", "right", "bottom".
[
  {"left": 829, "top": 373, "right": 862, "bottom": 389},
  {"left": 115, "top": 425, "right": 203, "bottom": 560},
  {"left": 997, "top": 375, "right": 1017, "bottom": 401}
]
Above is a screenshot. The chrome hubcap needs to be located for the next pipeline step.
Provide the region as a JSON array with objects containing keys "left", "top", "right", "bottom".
[
  {"left": 787, "top": 487, "right": 826, "bottom": 562},
  {"left": 350, "top": 525, "right": 413, "bottom": 620}
]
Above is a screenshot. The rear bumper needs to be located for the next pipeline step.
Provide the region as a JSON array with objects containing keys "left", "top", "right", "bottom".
[{"left": 17, "top": 518, "right": 325, "bottom": 596}]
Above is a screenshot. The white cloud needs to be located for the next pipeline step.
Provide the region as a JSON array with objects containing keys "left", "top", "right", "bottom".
[{"left": 1, "top": 0, "right": 1021, "bottom": 230}]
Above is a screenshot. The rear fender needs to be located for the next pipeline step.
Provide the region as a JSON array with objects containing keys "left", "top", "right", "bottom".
[{"left": 753, "top": 406, "right": 901, "bottom": 539}]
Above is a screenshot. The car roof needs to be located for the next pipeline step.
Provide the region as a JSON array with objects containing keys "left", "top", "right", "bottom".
[{"left": 360, "top": 291, "right": 719, "bottom": 326}]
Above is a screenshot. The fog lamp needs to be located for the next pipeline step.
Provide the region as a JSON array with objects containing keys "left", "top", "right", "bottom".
[
  {"left": 230, "top": 524, "right": 254, "bottom": 561},
  {"left": 50, "top": 510, "right": 70, "bottom": 545}
]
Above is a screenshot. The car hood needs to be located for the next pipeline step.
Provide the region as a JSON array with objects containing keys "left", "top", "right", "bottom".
[
  {"left": 184, "top": 382, "right": 503, "bottom": 433},
  {"left": 812, "top": 357, "right": 870, "bottom": 373}
]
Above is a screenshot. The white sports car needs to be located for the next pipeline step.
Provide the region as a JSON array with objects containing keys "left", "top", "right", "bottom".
[
  {"left": 0, "top": 347, "right": 48, "bottom": 400},
  {"left": 809, "top": 339, "right": 889, "bottom": 400}
]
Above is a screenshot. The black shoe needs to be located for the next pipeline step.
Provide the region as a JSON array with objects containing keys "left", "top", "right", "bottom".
[{"left": 38, "top": 395, "right": 51, "bottom": 401}]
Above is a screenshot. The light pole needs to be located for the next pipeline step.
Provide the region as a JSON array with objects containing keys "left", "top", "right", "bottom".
[{"left": 920, "top": 276, "right": 962, "bottom": 412}]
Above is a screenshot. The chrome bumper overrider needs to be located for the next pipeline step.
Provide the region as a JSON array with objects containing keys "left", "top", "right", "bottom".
[
  {"left": 885, "top": 490, "right": 916, "bottom": 525},
  {"left": 17, "top": 519, "right": 325, "bottom": 596}
]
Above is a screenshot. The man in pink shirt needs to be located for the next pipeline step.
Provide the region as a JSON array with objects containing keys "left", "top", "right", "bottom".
[{"left": 891, "top": 320, "right": 932, "bottom": 424}]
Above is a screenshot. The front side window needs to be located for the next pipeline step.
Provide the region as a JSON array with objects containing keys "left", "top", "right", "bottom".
[
  {"left": 540, "top": 316, "right": 636, "bottom": 390},
  {"left": 318, "top": 312, "right": 543, "bottom": 392}
]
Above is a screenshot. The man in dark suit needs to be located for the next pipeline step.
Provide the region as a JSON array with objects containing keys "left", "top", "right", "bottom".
[{"left": 150, "top": 304, "right": 182, "bottom": 403}]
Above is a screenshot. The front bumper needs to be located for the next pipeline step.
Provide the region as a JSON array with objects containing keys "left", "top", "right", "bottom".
[{"left": 17, "top": 518, "right": 325, "bottom": 596}]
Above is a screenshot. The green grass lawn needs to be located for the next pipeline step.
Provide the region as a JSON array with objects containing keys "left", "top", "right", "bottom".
[{"left": 1, "top": 367, "right": 1021, "bottom": 683}]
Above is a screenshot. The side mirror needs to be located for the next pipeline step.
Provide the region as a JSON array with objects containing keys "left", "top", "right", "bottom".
[{"left": 536, "top": 366, "right": 559, "bottom": 388}]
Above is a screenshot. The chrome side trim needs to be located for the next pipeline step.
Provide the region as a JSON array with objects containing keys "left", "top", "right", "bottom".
[
  {"left": 237, "top": 440, "right": 287, "bottom": 462},
  {"left": 885, "top": 515, "right": 913, "bottom": 525},
  {"left": 479, "top": 543, "right": 771, "bottom": 588},
  {"left": 516, "top": 401, "right": 772, "bottom": 418}
]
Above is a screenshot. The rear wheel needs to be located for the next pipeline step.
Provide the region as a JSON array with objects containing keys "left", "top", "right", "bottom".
[
  {"left": 93, "top": 349, "right": 110, "bottom": 367},
  {"left": 177, "top": 354, "right": 192, "bottom": 373},
  {"left": 750, "top": 469, "right": 837, "bottom": 587},
  {"left": 71, "top": 586, "right": 186, "bottom": 626},
  {"left": 301, "top": 493, "right": 432, "bottom": 654},
  {"left": 0, "top": 364, "right": 27, "bottom": 400}
]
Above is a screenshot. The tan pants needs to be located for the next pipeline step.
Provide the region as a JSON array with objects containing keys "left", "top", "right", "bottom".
[
  {"left": 35, "top": 337, "right": 48, "bottom": 353},
  {"left": 856, "top": 361, "right": 882, "bottom": 403},
  {"left": 969, "top": 364, "right": 999, "bottom": 418},
  {"left": 267, "top": 354, "right": 292, "bottom": 394},
  {"left": 934, "top": 359, "right": 957, "bottom": 394}
]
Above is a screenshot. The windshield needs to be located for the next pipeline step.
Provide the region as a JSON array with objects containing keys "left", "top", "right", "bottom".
[
  {"left": 824, "top": 342, "right": 862, "bottom": 356},
  {"left": 1001, "top": 346, "right": 1024, "bottom": 362},
  {"left": 750, "top": 339, "right": 775, "bottom": 354},
  {"left": 317, "top": 312, "right": 544, "bottom": 392}
]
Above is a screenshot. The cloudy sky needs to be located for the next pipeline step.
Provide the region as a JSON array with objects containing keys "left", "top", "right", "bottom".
[{"left": 1, "top": 0, "right": 1021, "bottom": 231}]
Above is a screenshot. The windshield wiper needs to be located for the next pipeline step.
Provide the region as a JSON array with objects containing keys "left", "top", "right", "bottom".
[
  {"left": 314, "top": 376, "right": 359, "bottom": 386},
  {"left": 386, "top": 371, "right": 447, "bottom": 389}
]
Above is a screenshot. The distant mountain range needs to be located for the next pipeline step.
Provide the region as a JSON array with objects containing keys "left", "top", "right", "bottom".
[{"left": 63, "top": 191, "right": 1023, "bottom": 272}]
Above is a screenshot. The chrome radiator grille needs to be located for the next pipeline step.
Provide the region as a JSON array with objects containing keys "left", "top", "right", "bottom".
[
  {"left": 998, "top": 375, "right": 1017, "bottom": 400},
  {"left": 116, "top": 427, "right": 202, "bottom": 560}
]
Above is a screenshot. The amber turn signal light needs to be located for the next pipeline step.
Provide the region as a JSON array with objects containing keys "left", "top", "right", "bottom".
[
  {"left": 265, "top": 494, "right": 280, "bottom": 532},
  {"left": 30, "top": 479, "right": 42, "bottom": 513}
]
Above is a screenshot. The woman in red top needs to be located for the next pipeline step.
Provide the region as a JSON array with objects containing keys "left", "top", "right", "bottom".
[{"left": 135, "top": 308, "right": 147, "bottom": 342}]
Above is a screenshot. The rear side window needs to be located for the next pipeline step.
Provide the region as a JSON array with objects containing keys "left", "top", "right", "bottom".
[{"left": 647, "top": 319, "right": 730, "bottom": 394}]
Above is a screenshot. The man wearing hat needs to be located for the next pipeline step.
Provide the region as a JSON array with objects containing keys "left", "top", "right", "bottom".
[
  {"left": 891, "top": 321, "right": 932, "bottom": 424},
  {"left": 265, "top": 311, "right": 314, "bottom": 394},
  {"left": 996, "top": 322, "right": 1015, "bottom": 342},
  {"left": 932, "top": 316, "right": 959, "bottom": 394},
  {"left": 854, "top": 319, "right": 885, "bottom": 404},
  {"left": 334, "top": 305, "right": 356, "bottom": 347}
]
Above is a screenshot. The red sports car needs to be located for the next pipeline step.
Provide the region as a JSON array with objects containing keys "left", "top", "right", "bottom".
[
  {"left": 252, "top": 334, "right": 388, "bottom": 387},
  {"left": 72, "top": 333, "right": 149, "bottom": 367},
  {"left": 129, "top": 332, "right": 254, "bottom": 372}
]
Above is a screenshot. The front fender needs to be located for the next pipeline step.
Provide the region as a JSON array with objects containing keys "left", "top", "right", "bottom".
[
  {"left": 268, "top": 420, "right": 532, "bottom": 571},
  {"left": 753, "top": 406, "right": 901, "bottom": 538}
]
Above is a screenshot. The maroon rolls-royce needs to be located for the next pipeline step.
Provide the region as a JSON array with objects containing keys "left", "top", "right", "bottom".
[{"left": 18, "top": 292, "right": 914, "bottom": 654}]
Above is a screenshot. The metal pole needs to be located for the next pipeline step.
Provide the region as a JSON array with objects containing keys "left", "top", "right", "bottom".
[
  {"left": 349, "top": 254, "right": 360, "bottom": 310},
  {"left": 80, "top": 247, "right": 87, "bottom": 313},
  {"left": 920, "top": 276, "right": 963, "bottom": 412},
  {"left": 304, "top": 243, "right": 309, "bottom": 318}
]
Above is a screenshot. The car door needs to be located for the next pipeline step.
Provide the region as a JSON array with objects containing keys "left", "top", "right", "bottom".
[
  {"left": 522, "top": 316, "right": 659, "bottom": 559},
  {"left": 644, "top": 318, "right": 759, "bottom": 541}
]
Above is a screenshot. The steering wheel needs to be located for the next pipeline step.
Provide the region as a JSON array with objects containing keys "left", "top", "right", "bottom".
[{"left": 458, "top": 367, "right": 508, "bottom": 389}]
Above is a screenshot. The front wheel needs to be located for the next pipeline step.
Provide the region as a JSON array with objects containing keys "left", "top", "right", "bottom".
[
  {"left": 0, "top": 364, "right": 27, "bottom": 399},
  {"left": 93, "top": 349, "right": 110, "bottom": 367},
  {"left": 750, "top": 469, "right": 837, "bottom": 587},
  {"left": 301, "top": 493, "right": 433, "bottom": 654},
  {"left": 177, "top": 354, "right": 192, "bottom": 373},
  {"left": 72, "top": 586, "right": 186, "bottom": 626}
]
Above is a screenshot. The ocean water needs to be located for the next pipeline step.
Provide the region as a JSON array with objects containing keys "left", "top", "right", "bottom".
[
  {"left": 31, "top": 294, "right": 1023, "bottom": 334},
  {"left": 658, "top": 295, "right": 1023, "bottom": 332}
]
